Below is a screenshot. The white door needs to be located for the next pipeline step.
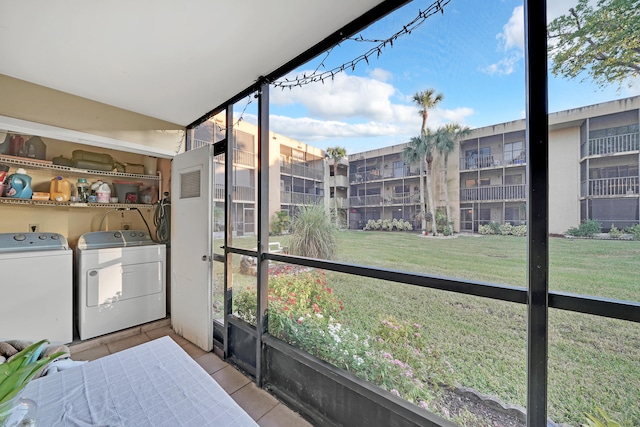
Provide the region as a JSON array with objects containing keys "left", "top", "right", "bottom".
[{"left": 171, "top": 144, "right": 213, "bottom": 351}]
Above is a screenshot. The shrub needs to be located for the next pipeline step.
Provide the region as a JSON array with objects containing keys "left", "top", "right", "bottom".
[
  {"left": 512, "top": 225, "right": 527, "bottom": 236},
  {"left": 478, "top": 224, "right": 494, "bottom": 235},
  {"left": 608, "top": 224, "right": 622, "bottom": 239},
  {"left": 479, "top": 221, "right": 501, "bottom": 235},
  {"left": 500, "top": 222, "right": 514, "bottom": 235},
  {"left": 235, "top": 272, "right": 460, "bottom": 421},
  {"left": 435, "top": 208, "right": 447, "bottom": 233},
  {"left": 289, "top": 204, "right": 337, "bottom": 258},
  {"left": 364, "top": 219, "right": 413, "bottom": 232},
  {"left": 443, "top": 224, "right": 452, "bottom": 236},
  {"left": 270, "top": 210, "right": 291, "bottom": 235},
  {"left": 567, "top": 219, "right": 602, "bottom": 237},
  {"left": 626, "top": 224, "right": 640, "bottom": 241}
]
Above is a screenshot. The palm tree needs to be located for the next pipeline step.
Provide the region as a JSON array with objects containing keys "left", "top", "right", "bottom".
[
  {"left": 413, "top": 89, "right": 444, "bottom": 137},
  {"left": 412, "top": 89, "right": 443, "bottom": 234},
  {"left": 403, "top": 138, "right": 426, "bottom": 232},
  {"left": 404, "top": 131, "right": 437, "bottom": 235},
  {"left": 435, "top": 123, "right": 471, "bottom": 227},
  {"left": 325, "top": 146, "right": 347, "bottom": 227}
]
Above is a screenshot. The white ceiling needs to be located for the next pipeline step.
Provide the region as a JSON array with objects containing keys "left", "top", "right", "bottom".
[{"left": 0, "top": 0, "right": 390, "bottom": 127}]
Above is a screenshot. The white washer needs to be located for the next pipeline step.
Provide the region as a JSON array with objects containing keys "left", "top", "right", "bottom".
[
  {"left": 0, "top": 232, "right": 73, "bottom": 344},
  {"left": 76, "top": 230, "right": 166, "bottom": 340}
]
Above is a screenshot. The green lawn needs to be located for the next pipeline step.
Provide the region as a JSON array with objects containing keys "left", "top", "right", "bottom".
[{"left": 229, "top": 231, "right": 640, "bottom": 426}]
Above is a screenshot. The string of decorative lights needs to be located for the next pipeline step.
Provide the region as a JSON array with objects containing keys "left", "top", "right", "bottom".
[
  {"left": 207, "top": 0, "right": 451, "bottom": 133},
  {"left": 271, "top": 0, "right": 451, "bottom": 90},
  {"left": 211, "top": 94, "right": 255, "bottom": 134}
]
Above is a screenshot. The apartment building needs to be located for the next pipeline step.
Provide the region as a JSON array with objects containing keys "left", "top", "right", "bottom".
[
  {"left": 191, "top": 117, "right": 327, "bottom": 235},
  {"left": 348, "top": 96, "right": 640, "bottom": 235},
  {"left": 187, "top": 96, "right": 640, "bottom": 236}
]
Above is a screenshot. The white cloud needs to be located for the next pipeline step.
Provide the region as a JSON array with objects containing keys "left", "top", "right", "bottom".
[
  {"left": 368, "top": 68, "right": 392, "bottom": 82},
  {"left": 481, "top": 54, "right": 521, "bottom": 76},
  {"left": 498, "top": 5, "right": 524, "bottom": 52},
  {"left": 482, "top": 6, "right": 524, "bottom": 76},
  {"left": 266, "top": 71, "right": 474, "bottom": 149},
  {"left": 271, "top": 71, "right": 397, "bottom": 121}
]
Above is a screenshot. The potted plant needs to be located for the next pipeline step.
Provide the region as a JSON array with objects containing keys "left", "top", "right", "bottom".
[{"left": 0, "top": 340, "right": 65, "bottom": 425}]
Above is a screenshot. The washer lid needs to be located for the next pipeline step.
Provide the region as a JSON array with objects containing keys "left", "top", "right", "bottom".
[
  {"left": 0, "top": 232, "right": 69, "bottom": 252},
  {"left": 77, "top": 230, "right": 154, "bottom": 250}
]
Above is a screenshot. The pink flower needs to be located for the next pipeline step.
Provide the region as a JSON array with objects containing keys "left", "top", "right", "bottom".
[
  {"left": 390, "top": 389, "right": 400, "bottom": 397},
  {"left": 419, "top": 401, "right": 429, "bottom": 410},
  {"left": 414, "top": 332, "right": 420, "bottom": 337}
]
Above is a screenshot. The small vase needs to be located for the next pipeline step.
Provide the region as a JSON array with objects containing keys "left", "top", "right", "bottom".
[{"left": 0, "top": 396, "right": 37, "bottom": 426}]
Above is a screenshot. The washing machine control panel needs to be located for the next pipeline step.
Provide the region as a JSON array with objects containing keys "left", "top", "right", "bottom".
[
  {"left": 77, "top": 230, "right": 154, "bottom": 249},
  {"left": 0, "top": 232, "right": 69, "bottom": 252}
]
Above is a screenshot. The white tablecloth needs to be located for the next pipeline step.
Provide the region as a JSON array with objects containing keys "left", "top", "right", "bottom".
[{"left": 22, "top": 336, "right": 258, "bottom": 426}]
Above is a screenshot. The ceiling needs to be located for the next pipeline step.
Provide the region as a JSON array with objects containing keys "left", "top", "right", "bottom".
[{"left": 0, "top": 1, "right": 398, "bottom": 127}]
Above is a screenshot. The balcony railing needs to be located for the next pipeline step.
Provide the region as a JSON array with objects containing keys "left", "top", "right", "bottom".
[
  {"left": 588, "top": 177, "right": 639, "bottom": 197},
  {"left": 460, "top": 153, "right": 526, "bottom": 170},
  {"left": 328, "top": 198, "right": 349, "bottom": 209},
  {"left": 193, "top": 140, "right": 255, "bottom": 168},
  {"left": 214, "top": 184, "right": 255, "bottom": 202},
  {"left": 328, "top": 175, "right": 349, "bottom": 188},
  {"left": 349, "top": 195, "right": 383, "bottom": 207},
  {"left": 349, "top": 170, "right": 381, "bottom": 183},
  {"left": 460, "top": 184, "right": 526, "bottom": 201},
  {"left": 587, "top": 132, "right": 639, "bottom": 156},
  {"left": 233, "top": 149, "right": 255, "bottom": 167},
  {"left": 280, "top": 191, "right": 324, "bottom": 205},
  {"left": 280, "top": 162, "right": 323, "bottom": 180}
]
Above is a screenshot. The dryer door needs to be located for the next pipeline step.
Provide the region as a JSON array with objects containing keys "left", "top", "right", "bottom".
[{"left": 171, "top": 144, "right": 214, "bottom": 351}]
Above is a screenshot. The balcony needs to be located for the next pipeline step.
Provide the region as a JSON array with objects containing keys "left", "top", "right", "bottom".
[
  {"left": 460, "top": 153, "right": 526, "bottom": 171},
  {"left": 214, "top": 184, "right": 255, "bottom": 202},
  {"left": 349, "top": 194, "right": 383, "bottom": 207},
  {"left": 233, "top": 148, "right": 255, "bottom": 168},
  {"left": 328, "top": 198, "right": 349, "bottom": 209},
  {"left": 328, "top": 174, "right": 349, "bottom": 188},
  {"left": 586, "top": 177, "right": 639, "bottom": 197},
  {"left": 349, "top": 170, "right": 381, "bottom": 183},
  {"left": 460, "top": 184, "right": 526, "bottom": 202},
  {"left": 586, "top": 132, "right": 639, "bottom": 157},
  {"left": 280, "top": 191, "right": 324, "bottom": 205},
  {"left": 280, "top": 162, "right": 323, "bottom": 181}
]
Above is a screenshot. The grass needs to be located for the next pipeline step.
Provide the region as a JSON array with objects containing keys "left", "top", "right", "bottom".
[{"left": 225, "top": 231, "right": 640, "bottom": 426}]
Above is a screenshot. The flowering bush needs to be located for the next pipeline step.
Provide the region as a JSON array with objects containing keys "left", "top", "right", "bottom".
[
  {"left": 234, "top": 273, "right": 456, "bottom": 418},
  {"left": 364, "top": 218, "right": 413, "bottom": 231},
  {"left": 479, "top": 222, "right": 526, "bottom": 236},
  {"left": 499, "top": 223, "right": 513, "bottom": 235},
  {"left": 235, "top": 270, "right": 343, "bottom": 326}
]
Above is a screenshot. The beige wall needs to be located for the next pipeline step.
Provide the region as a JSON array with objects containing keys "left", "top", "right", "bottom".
[
  {"left": 548, "top": 127, "right": 581, "bottom": 234},
  {"left": 0, "top": 74, "right": 184, "bottom": 154},
  {"left": 0, "top": 75, "right": 176, "bottom": 244}
]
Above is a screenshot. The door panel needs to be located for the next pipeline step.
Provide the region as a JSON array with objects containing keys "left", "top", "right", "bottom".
[{"left": 171, "top": 144, "right": 213, "bottom": 351}]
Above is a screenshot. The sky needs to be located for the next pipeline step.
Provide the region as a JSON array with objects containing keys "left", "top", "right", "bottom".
[{"left": 240, "top": 0, "right": 639, "bottom": 154}]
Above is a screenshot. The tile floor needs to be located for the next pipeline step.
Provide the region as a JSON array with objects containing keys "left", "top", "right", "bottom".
[{"left": 69, "top": 319, "right": 313, "bottom": 427}]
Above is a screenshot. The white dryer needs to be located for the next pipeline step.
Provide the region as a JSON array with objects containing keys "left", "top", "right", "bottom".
[
  {"left": 76, "top": 230, "right": 166, "bottom": 340},
  {"left": 0, "top": 232, "right": 73, "bottom": 344}
]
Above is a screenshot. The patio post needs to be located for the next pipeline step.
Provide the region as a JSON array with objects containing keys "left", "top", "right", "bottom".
[
  {"left": 256, "top": 81, "right": 270, "bottom": 386},
  {"left": 524, "top": 0, "right": 549, "bottom": 426}
]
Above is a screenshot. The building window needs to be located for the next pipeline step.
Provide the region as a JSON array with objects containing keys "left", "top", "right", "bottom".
[
  {"left": 504, "top": 141, "right": 524, "bottom": 165},
  {"left": 505, "top": 174, "right": 523, "bottom": 185}
]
